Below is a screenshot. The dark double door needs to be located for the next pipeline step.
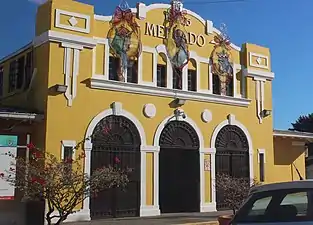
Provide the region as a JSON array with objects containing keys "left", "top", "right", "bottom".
[
  {"left": 160, "top": 148, "right": 200, "bottom": 213},
  {"left": 215, "top": 125, "right": 250, "bottom": 210},
  {"left": 159, "top": 121, "right": 200, "bottom": 213},
  {"left": 90, "top": 115, "right": 141, "bottom": 219}
]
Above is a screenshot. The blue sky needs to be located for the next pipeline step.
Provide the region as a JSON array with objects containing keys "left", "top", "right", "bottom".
[{"left": 0, "top": 0, "right": 312, "bottom": 130}]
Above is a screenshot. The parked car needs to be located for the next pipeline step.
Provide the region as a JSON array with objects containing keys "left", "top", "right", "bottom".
[{"left": 231, "top": 180, "right": 313, "bottom": 224}]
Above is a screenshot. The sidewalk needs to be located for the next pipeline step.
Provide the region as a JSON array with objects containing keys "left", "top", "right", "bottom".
[{"left": 68, "top": 211, "right": 230, "bottom": 225}]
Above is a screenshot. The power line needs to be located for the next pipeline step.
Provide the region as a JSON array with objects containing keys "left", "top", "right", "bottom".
[{"left": 184, "top": 0, "right": 246, "bottom": 4}]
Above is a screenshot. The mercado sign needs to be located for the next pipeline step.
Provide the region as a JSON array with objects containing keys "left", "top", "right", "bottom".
[
  {"left": 144, "top": 22, "right": 206, "bottom": 47},
  {"left": 0, "top": 135, "right": 17, "bottom": 200}
]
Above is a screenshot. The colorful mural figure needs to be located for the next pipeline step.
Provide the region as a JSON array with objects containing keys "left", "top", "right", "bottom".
[
  {"left": 210, "top": 24, "right": 233, "bottom": 95},
  {"left": 164, "top": 0, "right": 190, "bottom": 89},
  {"left": 107, "top": 0, "right": 142, "bottom": 82}
]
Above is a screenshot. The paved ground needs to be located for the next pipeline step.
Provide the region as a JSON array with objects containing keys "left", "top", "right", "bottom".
[{"left": 68, "top": 211, "right": 230, "bottom": 225}]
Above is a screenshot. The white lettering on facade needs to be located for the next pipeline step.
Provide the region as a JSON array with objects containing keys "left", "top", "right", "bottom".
[{"left": 144, "top": 22, "right": 207, "bottom": 47}]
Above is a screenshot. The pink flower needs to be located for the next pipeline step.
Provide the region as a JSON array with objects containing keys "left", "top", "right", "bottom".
[
  {"left": 32, "top": 151, "right": 42, "bottom": 158},
  {"left": 0, "top": 173, "right": 4, "bottom": 178},
  {"left": 31, "top": 177, "right": 45, "bottom": 186},
  {"left": 27, "top": 143, "right": 35, "bottom": 150},
  {"left": 65, "top": 158, "right": 73, "bottom": 163},
  {"left": 38, "top": 178, "right": 46, "bottom": 186},
  {"left": 114, "top": 156, "right": 121, "bottom": 164}
]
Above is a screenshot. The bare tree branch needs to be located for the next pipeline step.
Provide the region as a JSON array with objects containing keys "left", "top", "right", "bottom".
[
  {"left": 0, "top": 143, "right": 131, "bottom": 225},
  {"left": 215, "top": 173, "right": 259, "bottom": 215}
]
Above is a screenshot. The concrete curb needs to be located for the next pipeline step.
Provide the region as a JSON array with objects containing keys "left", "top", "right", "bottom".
[{"left": 175, "top": 222, "right": 218, "bottom": 225}]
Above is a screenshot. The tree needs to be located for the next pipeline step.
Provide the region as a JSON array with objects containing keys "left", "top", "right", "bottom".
[
  {"left": 0, "top": 143, "right": 131, "bottom": 225},
  {"left": 215, "top": 173, "right": 259, "bottom": 215},
  {"left": 290, "top": 113, "right": 313, "bottom": 133}
]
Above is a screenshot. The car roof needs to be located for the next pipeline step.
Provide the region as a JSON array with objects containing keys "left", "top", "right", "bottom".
[{"left": 250, "top": 180, "right": 313, "bottom": 194}]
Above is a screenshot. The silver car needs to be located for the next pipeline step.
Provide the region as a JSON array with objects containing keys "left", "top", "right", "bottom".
[{"left": 231, "top": 180, "right": 313, "bottom": 225}]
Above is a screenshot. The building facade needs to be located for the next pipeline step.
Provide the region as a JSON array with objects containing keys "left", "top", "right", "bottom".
[{"left": 0, "top": 0, "right": 310, "bottom": 223}]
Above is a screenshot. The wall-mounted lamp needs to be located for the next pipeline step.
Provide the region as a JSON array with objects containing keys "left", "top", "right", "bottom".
[
  {"left": 261, "top": 109, "right": 272, "bottom": 118},
  {"left": 55, "top": 84, "right": 68, "bottom": 93},
  {"left": 174, "top": 98, "right": 186, "bottom": 106}
]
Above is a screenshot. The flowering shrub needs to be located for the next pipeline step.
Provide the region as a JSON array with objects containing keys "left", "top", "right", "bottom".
[
  {"left": 215, "top": 173, "right": 259, "bottom": 215},
  {"left": 0, "top": 142, "right": 131, "bottom": 225}
]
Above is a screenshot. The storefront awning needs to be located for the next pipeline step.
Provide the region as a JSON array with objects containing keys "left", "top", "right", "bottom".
[{"left": 0, "top": 107, "right": 44, "bottom": 122}]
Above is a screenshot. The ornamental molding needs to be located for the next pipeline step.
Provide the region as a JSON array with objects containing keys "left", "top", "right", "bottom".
[{"left": 55, "top": 9, "right": 91, "bottom": 34}]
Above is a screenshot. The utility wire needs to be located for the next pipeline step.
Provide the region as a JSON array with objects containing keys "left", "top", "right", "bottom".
[{"left": 184, "top": 0, "right": 246, "bottom": 4}]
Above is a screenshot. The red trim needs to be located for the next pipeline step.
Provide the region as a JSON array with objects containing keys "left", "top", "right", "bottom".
[{"left": 0, "top": 196, "right": 14, "bottom": 200}]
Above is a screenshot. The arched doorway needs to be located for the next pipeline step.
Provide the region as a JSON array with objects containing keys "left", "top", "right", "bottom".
[
  {"left": 90, "top": 115, "right": 141, "bottom": 219},
  {"left": 159, "top": 121, "right": 200, "bottom": 213},
  {"left": 215, "top": 125, "right": 250, "bottom": 210}
]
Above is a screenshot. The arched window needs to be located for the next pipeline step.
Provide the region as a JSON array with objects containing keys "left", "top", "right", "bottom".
[
  {"left": 160, "top": 121, "right": 200, "bottom": 149},
  {"left": 188, "top": 59, "right": 197, "bottom": 92}
]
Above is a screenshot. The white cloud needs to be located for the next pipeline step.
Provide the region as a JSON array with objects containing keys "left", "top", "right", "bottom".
[{"left": 28, "top": 0, "right": 47, "bottom": 5}]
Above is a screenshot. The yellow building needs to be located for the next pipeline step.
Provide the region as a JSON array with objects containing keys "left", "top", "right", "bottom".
[{"left": 0, "top": 0, "right": 312, "bottom": 222}]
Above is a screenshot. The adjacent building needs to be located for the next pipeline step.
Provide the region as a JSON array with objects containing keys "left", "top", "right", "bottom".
[{"left": 0, "top": 0, "right": 311, "bottom": 223}]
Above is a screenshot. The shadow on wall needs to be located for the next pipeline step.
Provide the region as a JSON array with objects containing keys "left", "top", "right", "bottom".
[{"left": 273, "top": 137, "right": 305, "bottom": 165}]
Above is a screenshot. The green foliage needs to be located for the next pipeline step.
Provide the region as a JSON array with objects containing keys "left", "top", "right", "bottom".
[{"left": 290, "top": 113, "right": 313, "bottom": 133}]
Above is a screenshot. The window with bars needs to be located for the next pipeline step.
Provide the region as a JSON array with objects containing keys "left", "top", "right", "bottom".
[
  {"left": 63, "top": 146, "right": 73, "bottom": 175},
  {"left": 259, "top": 153, "right": 265, "bottom": 182},
  {"left": 0, "top": 67, "right": 3, "bottom": 97},
  {"left": 61, "top": 141, "right": 76, "bottom": 174},
  {"left": 63, "top": 146, "right": 73, "bottom": 162},
  {"left": 17, "top": 56, "right": 25, "bottom": 89},
  {"left": 173, "top": 68, "right": 182, "bottom": 90},
  {"left": 258, "top": 149, "right": 265, "bottom": 182},
  {"left": 188, "top": 69, "right": 196, "bottom": 91},
  {"left": 24, "top": 51, "right": 33, "bottom": 90},
  {"left": 157, "top": 64, "right": 166, "bottom": 88},
  {"left": 8, "top": 60, "right": 18, "bottom": 93},
  {"left": 8, "top": 56, "right": 25, "bottom": 92}
]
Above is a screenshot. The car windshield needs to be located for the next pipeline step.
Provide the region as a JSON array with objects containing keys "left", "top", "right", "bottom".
[{"left": 233, "top": 188, "right": 313, "bottom": 223}]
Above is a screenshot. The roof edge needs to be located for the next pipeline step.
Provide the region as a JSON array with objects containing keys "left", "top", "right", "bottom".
[
  {"left": 273, "top": 129, "right": 313, "bottom": 139},
  {"left": 0, "top": 111, "right": 44, "bottom": 122},
  {"left": 0, "top": 42, "right": 33, "bottom": 65}
]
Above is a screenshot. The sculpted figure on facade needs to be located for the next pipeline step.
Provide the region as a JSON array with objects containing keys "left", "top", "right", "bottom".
[
  {"left": 210, "top": 24, "right": 233, "bottom": 95},
  {"left": 107, "top": 0, "right": 142, "bottom": 81},
  {"left": 164, "top": 0, "right": 190, "bottom": 88}
]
